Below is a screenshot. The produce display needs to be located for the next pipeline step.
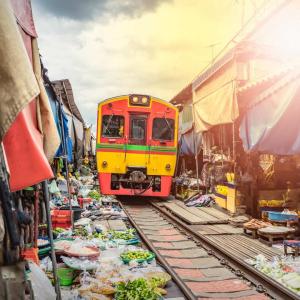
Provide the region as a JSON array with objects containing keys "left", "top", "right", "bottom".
[
  {"left": 37, "top": 238, "right": 49, "bottom": 247},
  {"left": 110, "top": 229, "right": 136, "bottom": 240},
  {"left": 115, "top": 278, "right": 162, "bottom": 300},
  {"left": 92, "top": 229, "right": 138, "bottom": 244},
  {"left": 37, "top": 169, "right": 174, "bottom": 300},
  {"left": 88, "top": 190, "right": 101, "bottom": 201},
  {"left": 243, "top": 219, "right": 271, "bottom": 230},
  {"left": 54, "top": 239, "right": 74, "bottom": 252},
  {"left": 121, "top": 250, "right": 155, "bottom": 263},
  {"left": 64, "top": 244, "right": 100, "bottom": 257},
  {"left": 146, "top": 272, "right": 171, "bottom": 287},
  {"left": 73, "top": 227, "right": 89, "bottom": 237},
  {"left": 62, "top": 256, "right": 99, "bottom": 271},
  {"left": 53, "top": 227, "right": 65, "bottom": 236},
  {"left": 248, "top": 255, "right": 300, "bottom": 295}
]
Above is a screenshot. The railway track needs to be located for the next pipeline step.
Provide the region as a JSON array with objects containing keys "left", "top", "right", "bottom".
[{"left": 119, "top": 198, "right": 300, "bottom": 300}]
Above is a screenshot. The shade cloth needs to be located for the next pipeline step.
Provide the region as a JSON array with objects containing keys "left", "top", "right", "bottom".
[
  {"left": 240, "top": 70, "right": 300, "bottom": 155},
  {"left": 10, "top": 0, "right": 37, "bottom": 37},
  {"left": 0, "top": 0, "right": 39, "bottom": 140},
  {"left": 73, "top": 116, "right": 84, "bottom": 160},
  {"left": 2, "top": 0, "right": 53, "bottom": 191},
  {"left": 193, "top": 60, "right": 238, "bottom": 133},
  {"left": 180, "top": 105, "right": 193, "bottom": 134},
  {"left": 84, "top": 126, "right": 92, "bottom": 156},
  {"left": 32, "top": 39, "right": 60, "bottom": 160}
]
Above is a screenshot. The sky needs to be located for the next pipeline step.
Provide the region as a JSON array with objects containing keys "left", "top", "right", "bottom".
[{"left": 31, "top": 0, "right": 264, "bottom": 127}]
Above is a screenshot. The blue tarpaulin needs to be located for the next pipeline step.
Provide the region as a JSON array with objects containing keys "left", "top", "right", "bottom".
[
  {"left": 55, "top": 108, "right": 73, "bottom": 162},
  {"left": 46, "top": 86, "right": 60, "bottom": 132},
  {"left": 179, "top": 129, "right": 202, "bottom": 156},
  {"left": 46, "top": 86, "right": 73, "bottom": 162},
  {"left": 240, "top": 71, "right": 300, "bottom": 155}
]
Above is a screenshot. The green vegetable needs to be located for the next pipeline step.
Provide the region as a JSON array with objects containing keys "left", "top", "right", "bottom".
[
  {"left": 121, "top": 250, "right": 152, "bottom": 261},
  {"left": 115, "top": 278, "right": 161, "bottom": 300},
  {"left": 88, "top": 190, "right": 100, "bottom": 200},
  {"left": 73, "top": 227, "right": 88, "bottom": 237},
  {"left": 149, "top": 276, "right": 167, "bottom": 288},
  {"left": 53, "top": 227, "right": 65, "bottom": 235},
  {"left": 110, "top": 229, "right": 136, "bottom": 240},
  {"left": 92, "top": 229, "right": 136, "bottom": 241}
]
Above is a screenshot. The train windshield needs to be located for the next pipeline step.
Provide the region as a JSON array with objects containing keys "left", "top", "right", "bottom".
[
  {"left": 102, "top": 115, "right": 124, "bottom": 138},
  {"left": 152, "top": 118, "right": 175, "bottom": 141}
]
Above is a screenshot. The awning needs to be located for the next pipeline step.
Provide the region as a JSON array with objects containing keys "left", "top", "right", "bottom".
[
  {"left": 240, "top": 69, "right": 300, "bottom": 155},
  {"left": 193, "top": 60, "right": 238, "bottom": 133}
]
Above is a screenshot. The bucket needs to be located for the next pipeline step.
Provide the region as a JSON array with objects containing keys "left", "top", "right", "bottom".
[
  {"left": 57, "top": 267, "right": 74, "bottom": 286},
  {"left": 60, "top": 206, "right": 83, "bottom": 222}
]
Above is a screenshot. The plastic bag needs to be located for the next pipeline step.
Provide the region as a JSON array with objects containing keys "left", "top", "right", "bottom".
[
  {"left": 28, "top": 262, "right": 56, "bottom": 300},
  {"left": 49, "top": 180, "right": 60, "bottom": 194},
  {"left": 40, "top": 256, "right": 53, "bottom": 272}
]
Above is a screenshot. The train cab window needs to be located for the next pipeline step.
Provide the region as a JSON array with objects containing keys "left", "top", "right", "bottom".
[
  {"left": 102, "top": 115, "right": 124, "bottom": 138},
  {"left": 152, "top": 118, "right": 175, "bottom": 141},
  {"left": 131, "top": 118, "right": 146, "bottom": 140}
]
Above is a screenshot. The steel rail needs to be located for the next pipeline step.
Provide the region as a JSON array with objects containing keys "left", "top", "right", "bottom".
[
  {"left": 119, "top": 201, "right": 196, "bottom": 300},
  {"left": 151, "top": 201, "right": 300, "bottom": 300}
]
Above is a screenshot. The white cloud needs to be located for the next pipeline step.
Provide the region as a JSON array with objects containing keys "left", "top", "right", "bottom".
[{"left": 32, "top": 0, "right": 257, "bottom": 126}]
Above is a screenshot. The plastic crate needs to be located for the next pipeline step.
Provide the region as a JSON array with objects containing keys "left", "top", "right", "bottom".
[
  {"left": 51, "top": 210, "right": 72, "bottom": 223},
  {"left": 21, "top": 247, "right": 39, "bottom": 265},
  {"left": 52, "top": 222, "right": 71, "bottom": 229}
]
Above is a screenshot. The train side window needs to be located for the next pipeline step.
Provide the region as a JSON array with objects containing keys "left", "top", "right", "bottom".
[
  {"left": 102, "top": 115, "right": 124, "bottom": 138},
  {"left": 152, "top": 118, "right": 174, "bottom": 141}
]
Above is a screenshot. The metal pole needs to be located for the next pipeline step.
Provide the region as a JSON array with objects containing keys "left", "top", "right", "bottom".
[
  {"left": 58, "top": 96, "right": 73, "bottom": 230},
  {"left": 192, "top": 126, "right": 200, "bottom": 193},
  {"left": 42, "top": 181, "right": 61, "bottom": 300},
  {"left": 33, "top": 189, "right": 39, "bottom": 248}
]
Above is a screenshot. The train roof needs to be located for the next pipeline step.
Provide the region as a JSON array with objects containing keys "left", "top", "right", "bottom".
[{"left": 98, "top": 94, "right": 176, "bottom": 109}]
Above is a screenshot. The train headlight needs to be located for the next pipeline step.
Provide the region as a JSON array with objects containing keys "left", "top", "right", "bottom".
[
  {"left": 165, "top": 164, "right": 171, "bottom": 171},
  {"left": 129, "top": 94, "right": 150, "bottom": 106},
  {"left": 102, "top": 161, "right": 108, "bottom": 168}
]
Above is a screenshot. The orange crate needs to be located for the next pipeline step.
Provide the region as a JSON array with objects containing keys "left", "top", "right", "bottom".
[
  {"left": 51, "top": 210, "right": 72, "bottom": 223},
  {"left": 52, "top": 221, "right": 71, "bottom": 229},
  {"left": 21, "top": 247, "right": 39, "bottom": 265}
]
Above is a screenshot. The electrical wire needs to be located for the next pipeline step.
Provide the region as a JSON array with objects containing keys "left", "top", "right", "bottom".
[{"left": 172, "top": 0, "right": 280, "bottom": 100}]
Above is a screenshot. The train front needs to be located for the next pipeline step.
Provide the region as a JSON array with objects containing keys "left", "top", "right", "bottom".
[{"left": 96, "top": 94, "right": 178, "bottom": 197}]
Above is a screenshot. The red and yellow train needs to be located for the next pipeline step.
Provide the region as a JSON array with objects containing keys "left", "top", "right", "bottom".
[{"left": 96, "top": 94, "right": 178, "bottom": 197}]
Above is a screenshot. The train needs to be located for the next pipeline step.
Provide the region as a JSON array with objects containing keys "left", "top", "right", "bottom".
[{"left": 96, "top": 94, "right": 178, "bottom": 197}]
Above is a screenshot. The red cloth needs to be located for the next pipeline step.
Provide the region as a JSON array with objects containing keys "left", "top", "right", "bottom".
[
  {"left": 3, "top": 1, "right": 53, "bottom": 191},
  {"left": 10, "top": 0, "right": 37, "bottom": 37}
]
